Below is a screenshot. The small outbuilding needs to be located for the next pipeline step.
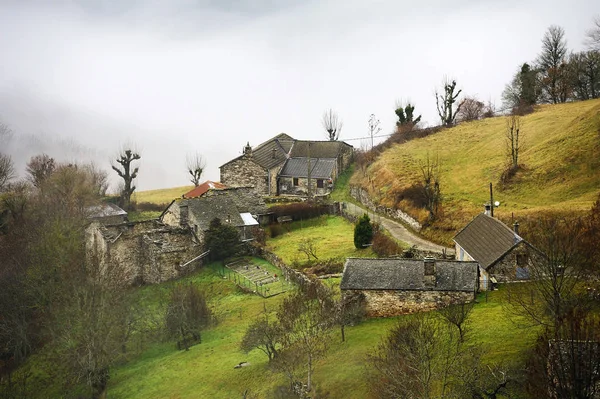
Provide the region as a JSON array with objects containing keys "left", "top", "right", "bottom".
[
  {"left": 340, "top": 258, "right": 479, "bottom": 317},
  {"left": 454, "top": 212, "right": 535, "bottom": 287}
]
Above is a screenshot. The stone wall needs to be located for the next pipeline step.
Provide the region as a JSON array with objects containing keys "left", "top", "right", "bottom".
[
  {"left": 220, "top": 156, "right": 269, "bottom": 195},
  {"left": 349, "top": 186, "right": 422, "bottom": 231},
  {"left": 343, "top": 289, "right": 475, "bottom": 317},
  {"left": 86, "top": 220, "right": 203, "bottom": 286},
  {"left": 279, "top": 176, "right": 332, "bottom": 197},
  {"left": 488, "top": 241, "right": 531, "bottom": 283},
  {"left": 339, "top": 144, "right": 354, "bottom": 171}
]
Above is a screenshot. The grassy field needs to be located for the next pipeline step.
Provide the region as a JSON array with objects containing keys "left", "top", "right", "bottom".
[
  {"left": 132, "top": 185, "right": 194, "bottom": 205},
  {"left": 351, "top": 99, "right": 600, "bottom": 244},
  {"left": 266, "top": 215, "right": 376, "bottom": 266},
  {"left": 104, "top": 263, "right": 538, "bottom": 399}
]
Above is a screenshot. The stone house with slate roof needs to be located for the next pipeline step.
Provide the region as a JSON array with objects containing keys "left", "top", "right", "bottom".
[
  {"left": 219, "top": 133, "right": 353, "bottom": 197},
  {"left": 453, "top": 212, "right": 535, "bottom": 287},
  {"left": 160, "top": 186, "right": 268, "bottom": 243},
  {"left": 86, "top": 202, "right": 128, "bottom": 225},
  {"left": 340, "top": 258, "right": 478, "bottom": 317}
]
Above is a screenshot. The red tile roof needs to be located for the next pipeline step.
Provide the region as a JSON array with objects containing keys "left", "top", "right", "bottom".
[{"left": 183, "top": 181, "right": 227, "bottom": 199}]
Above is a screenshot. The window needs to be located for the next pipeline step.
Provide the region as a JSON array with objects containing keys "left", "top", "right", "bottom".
[
  {"left": 317, "top": 179, "right": 324, "bottom": 188},
  {"left": 293, "top": 178, "right": 299, "bottom": 186},
  {"left": 516, "top": 254, "right": 528, "bottom": 267}
]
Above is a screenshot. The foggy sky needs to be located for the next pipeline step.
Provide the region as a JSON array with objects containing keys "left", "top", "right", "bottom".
[{"left": 0, "top": 0, "right": 597, "bottom": 191}]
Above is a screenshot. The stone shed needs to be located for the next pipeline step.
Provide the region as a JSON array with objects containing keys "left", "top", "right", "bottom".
[
  {"left": 160, "top": 186, "right": 267, "bottom": 243},
  {"left": 278, "top": 158, "right": 337, "bottom": 196},
  {"left": 340, "top": 258, "right": 479, "bottom": 317},
  {"left": 86, "top": 202, "right": 128, "bottom": 225},
  {"left": 454, "top": 212, "right": 536, "bottom": 287},
  {"left": 86, "top": 219, "right": 203, "bottom": 285}
]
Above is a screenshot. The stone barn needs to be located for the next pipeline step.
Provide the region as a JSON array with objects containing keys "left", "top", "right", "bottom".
[
  {"left": 340, "top": 258, "right": 479, "bottom": 317},
  {"left": 86, "top": 202, "right": 128, "bottom": 225},
  {"left": 454, "top": 212, "right": 536, "bottom": 287},
  {"left": 86, "top": 219, "right": 203, "bottom": 285},
  {"left": 160, "top": 186, "right": 268, "bottom": 244}
]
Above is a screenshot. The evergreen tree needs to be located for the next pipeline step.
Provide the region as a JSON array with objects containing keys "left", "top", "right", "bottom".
[{"left": 354, "top": 214, "right": 373, "bottom": 249}]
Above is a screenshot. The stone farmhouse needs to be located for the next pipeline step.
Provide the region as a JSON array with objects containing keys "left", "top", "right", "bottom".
[
  {"left": 219, "top": 133, "right": 353, "bottom": 197},
  {"left": 454, "top": 211, "right": 535, "bottom": 288},
  {"left": 86, "top": 219, "right": 203, "bottom": 285},
  {"left": 160, "top": 185, "right": 268, "bottom": 242},
  {"left": 340, "top": 258, "right": 479, "bottom": 317},
  {"left": 182, "top": 180, "right": 227, "bottom": 199}
]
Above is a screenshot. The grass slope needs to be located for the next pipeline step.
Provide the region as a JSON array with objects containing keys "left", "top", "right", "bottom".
[
  {"left": 351, "top": 100, "right": 600, "bottom": 244},
  {"left": 266, "top": 216, "right": 375, "bottom": 265},
  {"left": 107, "top": 267, "right": 537, "bottom": 399},
  {"left": 132, "top": 185, "right": 194, "bottom": 205}
]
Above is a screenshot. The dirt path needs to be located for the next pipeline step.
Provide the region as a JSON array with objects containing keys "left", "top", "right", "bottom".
[{"left": 344, "top": 202, "right": 454, "bottom": 255}]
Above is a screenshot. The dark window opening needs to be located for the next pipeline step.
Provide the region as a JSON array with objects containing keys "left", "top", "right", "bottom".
[
  {"left": 317, "top": 179, "right": 324, "bottom": 188},
  {"left": 293, "top": 178, "right": 299, "bottom": 186},
  {"left": 516, "top": 254, "right": 528, "bottom": 267}
]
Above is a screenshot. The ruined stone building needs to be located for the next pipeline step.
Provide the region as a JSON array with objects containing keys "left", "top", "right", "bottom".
[
  {"left": 86, "top": 202, "right": 128, "bottom": 225},
  {"left": 219, "top": 133, "right": 353, "bottom": 197},
  {"left": 160, "top": 186, "right": 268, "bottom": 243},
  {"left": 340, "top": 258, "right": 478, "bottom": 317},
  {"left": 86, "top": 219, "right": 203, "bottom": 285},
  {"left": 454, "top": 212, "right": 534, "bottom": 287}
]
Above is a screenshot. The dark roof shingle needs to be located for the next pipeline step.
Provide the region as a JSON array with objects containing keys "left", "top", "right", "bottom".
[
  {"left": 453, "top": 213, "right": 523, "bottom": 269},
  {"left": 279, "top": 158, "right": 336, "bottom": 178},
  {"left": 289, "top": 140, "right": 352, "bottom": 158},
  {"left": 340, "top": 258, "right": 478, "bottom": 292}
]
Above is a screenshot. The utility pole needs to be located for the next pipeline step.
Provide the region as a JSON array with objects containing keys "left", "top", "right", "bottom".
[
  {"left": 490, "top": 182, "right": 494, "bottom": 217},
  {"left": 307, "top": 142, "right": 312, "bottom": 201}
]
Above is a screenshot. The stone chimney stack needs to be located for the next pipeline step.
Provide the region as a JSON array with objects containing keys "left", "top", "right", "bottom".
[
  {"left": 484, "top": 203, "right": 491, "bottom": 216},
  {"left": 243, "top": 142, "right": 252, "bottom": 157},
  {"left": 513, "top": 221, "right": 520, "bottom": 235},
  {"left": 423, "top": 257, "right": 436, "bottom": 287}
]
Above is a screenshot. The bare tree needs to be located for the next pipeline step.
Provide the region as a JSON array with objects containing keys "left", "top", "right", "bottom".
[
  {"left": 0, "top": 154, "right": 15, "bottom": 192},
  {"left": 165, "top": 283, "right": 212, "bottom": 351},
  {"left": 111, "top": 148, "right": 140, "bottom": 210},
  {"left": 26, "top": 153, "right": 56, "bottom": 188},
  {"left": 297, "top": 238, "right": 318, "bottom": 261},
  {"left": 275, "top": 282, "right": 336, "bottom": 395},
  {"left": 240, "top": 306, "right": 282, "bottom": 362},
  {"left": 505, "top": 115, "right": 522, "bottom": 172},
  {"left": 418, "top": 154, "right": 441, "bottom": 221},
  {"left": 585, "top": 15, "right": 600, "bottom": 51},
  {"left": 537, "top": 25, "right": 569, "bottom": 103},
  {"left": 457, "top": 96, "right": 485, "bottom": 122},
  {"left": 321, "top": 109, "right": 343, "bottom": 141},
  {"left": 186, "top": 153, "right": 206, "bottom": 186},
  {"left": 438, "top": 301, "right": 474, "bottom": 343},
  {"left": 367, "top": 114, "right": 382, "bottom": 150},
  {"left": 436, "top": 78, "right": 463, "bottom": 126}
]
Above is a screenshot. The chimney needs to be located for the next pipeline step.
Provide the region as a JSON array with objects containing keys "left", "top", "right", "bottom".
[
  {"left": 423, "top": 257, "right": 436, "bottom": 287},
  {"left": 243, "top": 142, "right": 252, "bottom": 157},
  {"left": 513, "top": 221, "right": 520, "bottom": 235},
  {"left": 484, "top": 203, "right": 491, "bottom": 216}
]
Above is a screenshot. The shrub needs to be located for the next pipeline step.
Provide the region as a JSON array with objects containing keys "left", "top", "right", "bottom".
[
  {"left": 269, "top": 223, "right": 284, "bottom": 238},
  {"left": 270, "top": 202, "right": 329, "bottom": 221},
  {"left": 372, "top": 231, "right": 402, "bottom": 257},
  {"left": 136, "top": 201, "right": 168, "bottom": 212},
  {"left": 354, "top": 214, "right": 373, "bottom": 249}
]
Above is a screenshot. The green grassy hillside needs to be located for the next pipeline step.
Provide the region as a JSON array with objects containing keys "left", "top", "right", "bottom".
[
  {"left": 132, "top": 185, "right": 194, "bottom": 205},
  {"left": 352, "top": 99, "right": 600, "bottom": 244}
]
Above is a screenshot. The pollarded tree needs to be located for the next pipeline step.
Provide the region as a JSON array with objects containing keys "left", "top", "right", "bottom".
[
  {"left": 186, "top": 153, "right": 205, "bottom": 187},
  {"left": 322, "top": 109, "right": 343, "bottom": 141},
  {"left": 354, "top": 213, "right": 373, "bottom": 249},
  {"left": 435, "top": 79, "right": 463, "bottom": 126},
  {"left": 395, "top": 101, "right": 422, "bottom": 128},
  {"left": 111, "top": 148, "right": 140, "bottom": 211}
]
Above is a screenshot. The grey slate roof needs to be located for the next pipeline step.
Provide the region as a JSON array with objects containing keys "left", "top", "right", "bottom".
[
  {"left": 87, "top": 203, "right": 127, "bottom": 219},
  {"left": 184, "top": 195, "right": 245, "bottom": 230},
  {"left": 220, "top": 133, "right": 294, "bottom": 170},
  {"left": 289, "top": 140, "right": 352, "bottom": 158},
  {"left": 340, "top": 258, "right": 478, "bottom": 292},
  {"left": 279, "top": 158, "right": 337, "bottom": 179},
  {"left": 453, "top": 213, "right": 523, "bottom": 269},
  {"left": 206, "top": 186, "right": 268, "bottom": 215}
]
